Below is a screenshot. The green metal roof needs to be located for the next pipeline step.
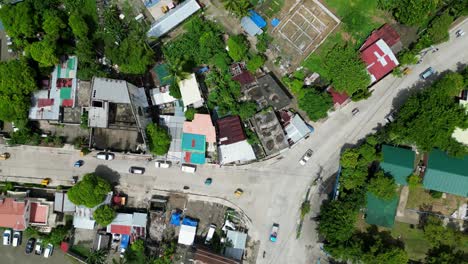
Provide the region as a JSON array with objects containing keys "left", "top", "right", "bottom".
[
  {"left": 423, "top": 149, "right": 468, "bottom": 197},
  {"left": 365, "top": 192, "right": 398, "bottom": 228},
  {"left": 380, "top": 145, "right": 415, "bottom": 185}
]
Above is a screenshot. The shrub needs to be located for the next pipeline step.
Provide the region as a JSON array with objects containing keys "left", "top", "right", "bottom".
[{"left": 93, "top": 205, "right": 116, "bottom": 226}]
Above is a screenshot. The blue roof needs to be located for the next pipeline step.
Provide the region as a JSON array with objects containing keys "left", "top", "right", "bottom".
[
  {"left": 188, "top": 152, "right": 206, "bottom": 164},
  {"left": 249, "top": 10, "right": 267, "bottom": 28},
  {"left": 271, "top": 18, "right": 280, "bottom": 27},
  {"left": 170, "top": 212, "right": 181, "bottom": 226},
  {"left": 182, "top": 133, "right": 206, "bottom": 153},
  {"left": 120, "top": 234, "right": 130, "bottom": 249},
  {"left": 241, "top": 17, "right": 263, "bottom": 36},
  {"left": 182, "top": 217, "right": 198, "bottom": 227}
]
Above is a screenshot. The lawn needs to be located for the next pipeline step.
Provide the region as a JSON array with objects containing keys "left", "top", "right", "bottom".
[
  {"left": 259, "top": 0, "right": 284, "bottom": 18},
  {"left": 406, "top": 185, "right": 465, "bottom": 215},
  {"left": 391, "top": 222, "right": 431, "bottom": 261},
  {"left": 69, "top": 244, "right": 92, "bottom": 258}
]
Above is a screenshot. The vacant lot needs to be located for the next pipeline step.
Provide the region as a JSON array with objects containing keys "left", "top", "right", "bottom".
[{"left": 0, "top": 243, "right": 71, "bottom": 264}]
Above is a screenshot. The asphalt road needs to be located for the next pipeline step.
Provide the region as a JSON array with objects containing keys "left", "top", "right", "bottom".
[{"left": 0, "top": 20, "right": 467, "bottom": 264}]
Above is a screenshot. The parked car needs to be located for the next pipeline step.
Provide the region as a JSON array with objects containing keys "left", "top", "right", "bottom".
[
  {"left": 234, "top": 188, "right": 244, "bottom": 197},
  {"left": 205, "top": 224, "right": 216, "bottom": 244},
  {"left": 181, "top": 164, "right": 196, "bottom": 173},
  {"left": 129, "top": 166, "right": 145, "bottom": 174},
  {"left": 205, "top": 178, "right": 213, "bottom": 185},
  {"left": 12, "top": 231, "right": 21, "bottom": 247},
  {"left": 96, "top": 152, "right": 115, "bottom": 160},
  {"left": 41, "top": 178, "right": 51, "bottom": 186},
  {"left": 0, "top": 152, "right": 10, "bottom": 160},
  {"left": 352, "top": 108, "right": 360, "bottom": 116},
  {"left": 299, "top": 149, "right": 313, "bottom": 165},
  {"left": 420, "top": 67, "right": 435, "bottom": 80},
  {"left": 3, "top": 229, "right": 11, "bottom": 245},
  {"left": 25, "top": 238, "right": 36, "bottom": 254},
  {"left": 270, "top": 223, "right": 279, "bottom": 242},
  {"left": 385, "top": 112, "right": 395, "bottom": 123},
  {"left": 35, "top": 239, "right": 43, "bottom": 255},
  {"left": 155, "top": 160, "right": 171, "bottom": 168},
  {"left": 74, "top": 160, "right": 84, "bottom": 167},
  {"left": 44, "top": 243, "right": 53, "bottom": 258},
  {"left": 456, "top": 29, "right": 465, "bottom": 37}
]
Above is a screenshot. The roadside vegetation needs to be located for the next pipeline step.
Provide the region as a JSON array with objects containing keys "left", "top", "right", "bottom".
[
  {"left": 146, "top": 123, "right": 172, "bottom": 156},
  {"left": 67, "top": 173, "right": 112, "bottom": 208}
]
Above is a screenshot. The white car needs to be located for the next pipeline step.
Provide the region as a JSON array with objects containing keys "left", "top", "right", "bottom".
[
  {"left": 181, "top": 164, "right": 196, "bottom": 173},
  {"left": 205, "top": 224, "right": 216, "bottom": 244},
  {"left": 96, "top": 152, "right": 115, "bottom": 160},
  {"left": 44, "top": 243, "right": 54, "bottom": 258},
  {"left": 3, "top": 229, "right": 11, "bottom": 245},
  {"left": 35, "top": 239, "right": 43, "bottom": 255},
  {"left": 456, "top": 29, "right": 465, "bottom": 37},
  {"left": 12, "top": 231, "right": 21, "bottom": 247},
  {"left": 299, "top": 149, "right": 314, "bottom": 165},
  {"left": 155, "top": 160, "right": 171, "bottom": 168}
]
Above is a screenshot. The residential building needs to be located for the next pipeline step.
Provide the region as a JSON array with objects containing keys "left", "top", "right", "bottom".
[
  {"left": 283, "top": 114, "right": 312, "bottom": 145},
  {"left": 216, "top": 116, "right": 256, "bottom": 164},
  {"left": 380, "top": 145, "right": 416, "bottom": 185},
  {"left": 178, "top": 218, "right": 198, "bottom": 246},
  {"left": 423, "top": 149, "right": 468, "bottom": 197},
  {"left": 230, "top": 62, "right": 255, "bottom": 86},
  {"left": 184, "top": 114, "right": 216, "bottom": 146},
  {"left": 151, "top": 86, "right": 177, "bottom": 106},
  {"left": 182, "top": 133, "right": 206, "bottom": 164},
  {"left": 365, "top": 192, "right": 399, "bottom": 228},
  {"left": 29, "top": 56, "right": 83, "bottom": 123},
  {"left": 360, "top": 24, "right": 403, "bottom": 54},
  {"left": 73, "top": 192, "right": 112, "bottom": 230},
  {"left": 243, "top": 73, "right": 291, "bottom": 110},
  {"left": 360, "top": 39, "right": 399, "bottom": 84},
  {"left": 106, "top": 213, "right": 147, "bottom": 241},
  {"left": 88, "top": 77, "right": 151, "bottom": 152},
  {"left": 0, "top": 198, "right": 30, "bottom": 230},
  {"left": 29, "top": 199, "right": 54, "bottom": 229},
  {"left": 159, "top": 115, "right": 185, "bottom": 161},
  {"left": 54, "top": 192, "right": 76, "bottom": 213},
  {"left": 223, "top": 230, "right": 247, "bottom": 261},
  {"left": 327, "top": 86, "right": 350, "bottom": 109},
  {"left": 240, "top": 11, "right": 266, "bottom": 37},
  {"left": 251, "top": 111, "right": 289, "bottom": 156},
  {"left": 179, "top": 73, "right": 204, "bottom": 109},
  {"left": 147, "top": 0, "right": 201, "bottom": 38}
]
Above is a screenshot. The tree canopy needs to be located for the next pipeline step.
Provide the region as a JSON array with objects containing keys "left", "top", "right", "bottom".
[
  {"left": 367, "top": 171, "right": 397, "bottom": 201},
  {"left": 0, "top": 59, "right": 37, "bottom": 122},
  {"left": 67, "top": 173, "right": 112, "bottom": 208},
  {"left": 222, "top": 0, "right": 250, "bottom": 17},
  {"left": 386, "top": 0, "right": 441, "bottom": 26},
  {"left": 323, "top": 44, "right": 370, "bottom": 96},
  {"left": 146, "top": 123, "right": 171, "bottom": 156},
  {"left": 93, "top": 205, "right": 116, "bottom": 226},
  {"left": 298, "top": 89, "right": 333, "bottom": 121},
  {"left": 227, "top": 35, "right": 249, "bottom": 62},
  {"left": 246, "top": 54, "right": 265, "bottom": 73},
  {"left": 318, "top": 200, "right": 358, "bottom": 243},
  {"left": 387, "top": 71, "right": 468, "bottom": 156}
]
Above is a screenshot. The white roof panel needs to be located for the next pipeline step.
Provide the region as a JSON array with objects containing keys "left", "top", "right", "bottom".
[
  {"left": 179, "top": 73, "right": 203, "bottom": 108},
  {"left": 219, "top": 140, "right": 256, "bottom": 164},
  {"left": 147, "top": 0, "right": 201, "bottom": 37},
  {"left": 178, "top": 224, "right": 196, "bottom": 245}
]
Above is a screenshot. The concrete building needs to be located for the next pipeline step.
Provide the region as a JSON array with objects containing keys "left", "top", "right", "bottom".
[
  {"left": 178, "top": 218, "right": 198, "bottom": 246},
  {"left": 251, "top": 111, "right": 289, "bottom": 156},
  {"left": 283, "top": 114, "right": 312, "bottom": 145},
  {"left": 0, "top": 198, "right": 30, "bottom": 230},
  {"left": 73, "top": 192, "right": 113, "bottom": 230},
  {"left": 88, "top": 77, "right": 151, "bottom": 152},
  {"left": 54, "top": 192, "right": 76, "bottom": 213},
  {"left": 243, "top": 73, "right": 291, "bottom": 110},
  {"left": 223, "top": 230, "right": 247, "bottom": 261},
  {"left": 106, "top": 213, "right": 147, "bottom": 241},
  {"left": 216, "top": 116, "right": 256, "bottom": 164},
  {"left": 179, "top": 74, "right": 204, "bottom": 109},
  {"left": 159, "top": 115, "right": 185, "bottom": 161}
]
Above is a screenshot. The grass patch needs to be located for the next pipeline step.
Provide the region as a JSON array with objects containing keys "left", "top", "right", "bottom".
[
  {"left": 70, "top": 244, "right": 92, "bottom": 258},
  {"left": 391, "top": 222, "right": 431, "bottom": 261},
  {"left": 302, "top": 33, "right": 344, "bottom": 80},
  {"left": 260, "top": 0, "right": 284, "bottom": 18}
]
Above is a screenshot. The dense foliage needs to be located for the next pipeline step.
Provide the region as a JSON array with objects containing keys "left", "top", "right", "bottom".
[
  {"left": 93, "top": 205, "right": 116, "bottom": 226},
  {"left": 67, "top": 173, "right": 112, "bottom": 208},
  {"left": 0, "top": 59, "right": 37, "bottom": 122},
  {"left": 367, "top": 171, "right": 397, "bottom": 201},
  {"left": 227, "top": 35, "right": 249, "bottom": 62},
  {"left": 383, "top": 0, "right": 440, "bottom": 26},
  {"left": 222, "top": 0, "right": 250, "bottom": 17},
  {"left": 386, "top": 71, "right": 468, "bottom": 156},
  {"left": 298, "top": 89, "right": 333, "bottom": 121},
  {"left": 146, "top": 123, "right": 171, "bottom": 156}
]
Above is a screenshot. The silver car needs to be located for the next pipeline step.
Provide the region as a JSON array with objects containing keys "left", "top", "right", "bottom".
[{"left": 299, "top": 149, "right": 314, "bottom": 165}]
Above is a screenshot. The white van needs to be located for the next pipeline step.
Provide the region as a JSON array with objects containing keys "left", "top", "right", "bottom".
[
  {"left": 3, "top": 229, "right": 11, "bottom": 245},
  {"left": 205, "top": 224, "right": 216, "bottom": 244},
  {"left": 155, "top": 160, "right": 171, "bottom": 168},
  {"left": 129, "top": 166, "right": 145, "bottom": 174},
  {"left": 181, "top": 164, "right": 196, "bottom": 173},
  {"left": 12, "top": 231, "right": 21, "bottom": 247}
]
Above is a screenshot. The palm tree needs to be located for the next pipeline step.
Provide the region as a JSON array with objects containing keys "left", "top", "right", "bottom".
[
  {"left": 222, "top": 0, "right": 250, "bottom": 17},
  {"left": 163, "top": 58, "right": 190, "bottom": 99},
  {"left": 86, "top": 249, "right": 107, "bottom": 264}
]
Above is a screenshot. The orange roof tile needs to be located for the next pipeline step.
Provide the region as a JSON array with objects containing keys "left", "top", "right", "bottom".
[
  {"left": 183, "top": 114, "right": 216, "bottom": 143},
  {"left": 0, "top": 198, "right": 28, "bottom": 230}
]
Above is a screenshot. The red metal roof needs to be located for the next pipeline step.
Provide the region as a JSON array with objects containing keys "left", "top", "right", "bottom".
[
  {"left": 62, "top": 99, "right": 74, "bottom": 107},
  {"left": 38, "top": 98, "right": 54, "bottom": 107},
  {"left": 0, "top": 198, "right": 28, "bottom": 230},
  {"left": 110, "top": 224, "right": 132, "bottom": 235},
  {"left": 327, "top": 87, "right": 349, "bottom": 105},
  {"left": 30, "top": 202, "right": 48, "bottom": 224},
  {"left": 232, "top": 71, "right": 255, "bottom": 85},
  {"left": 360, "top": 39, "right": 399, "bottom": 83},
  {"left": 360, "top": 24, "right": 401, "bottom": 51},
  {"left": 216, "top": 116, "right": 246, "bottom": 145}
]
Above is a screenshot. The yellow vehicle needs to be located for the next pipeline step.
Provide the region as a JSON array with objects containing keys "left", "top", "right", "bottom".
[
  {"left": 41, "top": 178, "right": 51, "bottom": 186},
  {"left": 403, "top": 67, "right": 412, "bottom": 75},
  {"left": 234, "top": 188, "right": 244, "bottom": 197},
  {"left": 0, "top": 152, "right": 10, "bottom": 160}
]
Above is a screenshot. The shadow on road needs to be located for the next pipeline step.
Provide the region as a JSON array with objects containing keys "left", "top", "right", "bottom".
[{"left": 94, "top": 165, "right": 121, "bottom": 186}]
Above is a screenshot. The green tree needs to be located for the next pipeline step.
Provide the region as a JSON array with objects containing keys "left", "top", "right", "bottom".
[
  {"left": 69, "top": 12, "right": 89, "bottom": 39},
  {"left": 0, "top": 59, "right": 37, "bottom": 121},
  {"left": 67, "top": 173, "right": 112, "bottom": 208},
  {"left": 28, "top": 39, "right": 59, "bottom": 67},
  {"left": 146, "top": 123, "right": 171, "bottom": 156},
  {"left": 222, "top": 0, "right": 250, "bottom": 17},
  {"left": 407, "top": 174, "right": 420, "bottom": 188},
  {"left": 86, "top": 249, "right": 108, "bottom": 264},
  {"left": 44, "top": 225, "right": 69, "bottom": 245},
  {"left": 398, "top": 49, "right": 419, "bottom": 66},
  {"left": 367, "top": 171, "right": 397, "bottom": 201},
  {"left": 340, "top": 167, "right": 368, "bottom": 190},
  {"left": 323, "top": 44, "right": 370, "bottom": 96},
  {"left": 298, "top": 89, "right": 332, "bottom": 121},
  {"left": 0, "top": 1, "right": 37, "bottom": 39},
  {"left": 423, "top": 216, "right": 460, "bottom": 247},
  {"left": 318, "top": 200, "right": 358, "bottom": 242},
  {"left": 185, "top": 108, "right": 196, "bottom": 121},
  {"left": 42, "top": 10, "right": 66, "bottom": 39},
  {"left": 246, "top": 54, "right": 265, "bottom": 73},
  {"left": 425, "top": 245, "right": 466, "bottom": 264},
  {"left": 164, "top": 58, "right": 189, "bottom": 100},
  {"left": 340, "top": 148, "right": 360, "bottom": 169},
  {"left": 238, "top": 101, "right": 258, "bottom": 120},
  {"left": 256, "top": 32, "right": 272, "bottom": 53},
  {"left": 426, "top": 11, "right": 454, "bottom": 44},
  {"left": 227, "top": 35, "right": 249, "bottom": 62},
  {"left": 93, "top": 205, "right": 116, "bottom": 226},
  {"left": 392, "top": 0, "right": 440, "bottom": 26}
]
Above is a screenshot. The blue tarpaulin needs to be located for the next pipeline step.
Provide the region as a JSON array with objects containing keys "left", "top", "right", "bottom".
[
  {"left": 120, "top": 234, "right": 130, "bottom": 249},
  {"left": 249, "top": 10, "right": 267, "bottom": 28},
  {"left": 271, "top": 18, "right": 280, "bottom": 27},
  {"left": 170, "top": 212, "right": 181, "bottom": 226},
  {"left": 182, "top": 217, "right": 198, "bottom": 227}
]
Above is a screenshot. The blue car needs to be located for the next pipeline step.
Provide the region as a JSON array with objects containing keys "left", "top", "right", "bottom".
[{"left": 74, "top": 160, "right": 84, "bottom": 167}]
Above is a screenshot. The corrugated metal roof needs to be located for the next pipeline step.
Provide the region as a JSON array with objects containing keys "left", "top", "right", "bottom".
[
  {"left": 365, "top": 192, "right": 398, "bottom": 228},
  {"left": 219, "top": 140, "right": 256, "bottom": 164},
  {"left": 423, "top": 149, "right": 468, "bottom": 197},
  {"left": 147, "top": 0, "right": 201, "bottom": 37},
  {"left": 360, "top": 24, "right": 401, "bottom": 51},
  {"left": 360, "top": 39, "right": 399, "bottom": 83},
  {"left": 178, "top": 224, "right": 196, "bottom": 245},
  {"left": 380, "top": 145, "right": 415, "bottom": 185},
  {"left": 241, "top": 17, "right": 263, "bottom": 36},
  {"left": 284, "top": 115, "right": 311, "bottom": 143},
  {"left": 216, "top": 116, "right": 246, "bottom": 145}
]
